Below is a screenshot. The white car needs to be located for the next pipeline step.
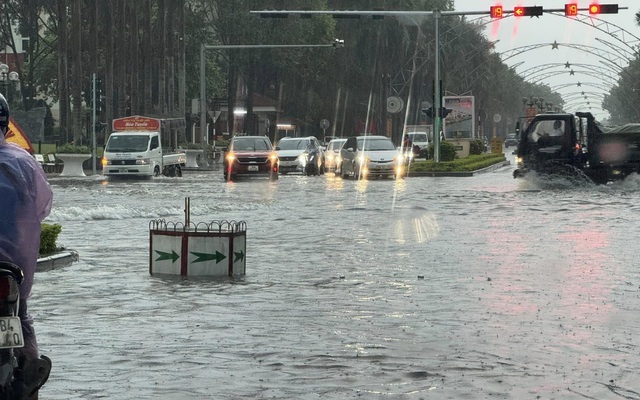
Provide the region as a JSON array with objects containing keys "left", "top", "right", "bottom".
[
  {"left": 274, "top": 136, "right": 324, "bottom": 175},
  {"left": 339, "top": 135, "right": 404, "bottom": 179},
  {"left": 325, "top": 138, "right": 346, "bottom": 172}
]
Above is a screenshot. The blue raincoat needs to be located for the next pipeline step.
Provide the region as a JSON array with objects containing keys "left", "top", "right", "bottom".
[{"left": 0, "top": 135, "right": 52, "bottom": 357}]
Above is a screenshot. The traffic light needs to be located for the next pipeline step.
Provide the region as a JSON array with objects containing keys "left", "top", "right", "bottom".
[
  {"left": 513, "top": 6, "right": 543, "bottom": 17},
  {"left": 440, "top": 108, "right": 452, "bottom": 118},
  {"left": 490, "top": 6, "right": 503, "bottom": 19},
  {"left": 588, "top": 4, "right": 619, "bottom": 14},
  {"left": 422, "top": 107, "right": 434, "bottom": 118},
  {"left": 564, "top": 3, "right": 578, "bottom": 16}
]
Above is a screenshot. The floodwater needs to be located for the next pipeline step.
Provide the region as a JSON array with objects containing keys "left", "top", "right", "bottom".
[{"left": 34, "top": 152, "right": 640, "bottom": 399}]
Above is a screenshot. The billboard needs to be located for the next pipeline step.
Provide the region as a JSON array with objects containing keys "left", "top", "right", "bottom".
[{"left": 442, "top": 96, "right": 475, "bottom": 140}]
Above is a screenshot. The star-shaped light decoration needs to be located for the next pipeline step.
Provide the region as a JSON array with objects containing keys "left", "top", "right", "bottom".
[
  {"left": 565, "top": 62, "right": 571, "bottom": 69},
  {"left": 551, "top": 40, "right": 559, "bottom": 49},
  {"left": 577, "top": 82, "right": 582, "bottom": 87},
  {"left": 569, "top": 70, "right": 575, "bottom": 75},
  {"left": 581, "top": 91, "right": 585, "bottom": 95}
]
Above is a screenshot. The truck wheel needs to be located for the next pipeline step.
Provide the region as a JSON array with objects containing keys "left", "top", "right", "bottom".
[
  {"left": 175, "top": 166, "right": 182, "bottom": 177},
  {"left": 154, "top": 166, "right": 161, "bottom": 177}
]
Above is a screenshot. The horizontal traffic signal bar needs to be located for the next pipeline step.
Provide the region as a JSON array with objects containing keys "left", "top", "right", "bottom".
[
  {"left": 489, "top": 4, "right": 622, "bottom": 18},
  {"left": 251, "top": 5, "right": 626, "bottom": 19}
]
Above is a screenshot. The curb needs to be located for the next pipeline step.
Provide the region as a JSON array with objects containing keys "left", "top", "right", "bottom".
[
  {"left": 406, "top": 160, "right": 511, "bottom": 178},
  {"left": 37, "top": 249, "right": 79, "bottom": 272}
]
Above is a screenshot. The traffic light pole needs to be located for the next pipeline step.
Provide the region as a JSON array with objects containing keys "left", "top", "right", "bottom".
[
  {"left": 92, "top": 72, "right": 97, "bottom": 175},
  {"left": 433, "top": 11, "right": 441, "bottom": 162},
  {"left": 251, "top": 5, "right": 626, "bottom": 163}
]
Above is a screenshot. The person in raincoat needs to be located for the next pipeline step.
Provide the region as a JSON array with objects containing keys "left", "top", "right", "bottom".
[{"left": 0, "top": 92, "right": 53, "bottom": 397}]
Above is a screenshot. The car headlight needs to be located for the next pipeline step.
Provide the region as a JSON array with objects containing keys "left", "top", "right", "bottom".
[
  {"left": 135, "top": 158, "right": 150, "bottom": 165},
  {"left": 269, "top": 152, "right": 278, "bottom": 162},
  {"left": 226, "top": 153, "right": 236, "bottom": 162},
  {"left": 357, "top": 155, "right": 370, "bottom": 164}
]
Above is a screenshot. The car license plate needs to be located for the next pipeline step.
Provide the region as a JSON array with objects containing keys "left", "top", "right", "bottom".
[
  {"left": 0, "top": 317, "right": 24, "bottom": 349},
  {"left": 248, "top": 166, "right": 259, "bottom": 172}
]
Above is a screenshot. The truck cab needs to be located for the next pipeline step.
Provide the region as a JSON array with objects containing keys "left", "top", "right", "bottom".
[
  {"left": 103, "top": 131, "right": 163, "bottom": 176},
  {"left": 514, "top": 113, "right": 591, "bottom": 176}
]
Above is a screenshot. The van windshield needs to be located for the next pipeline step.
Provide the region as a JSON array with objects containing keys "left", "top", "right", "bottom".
[
  {"left": 105, "top": 135, "right": 151, "bottom": 152},
  {"left": 408, "top": 133, "right": 429, "bottom": 142}
]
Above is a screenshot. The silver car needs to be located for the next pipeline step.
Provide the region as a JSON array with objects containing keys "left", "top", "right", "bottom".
[
  {"left": 339, "top": 135, "right": 403, "bottom": 179},
  {"left": 325, "top": 138, "right": 346, "bottom": 172}
]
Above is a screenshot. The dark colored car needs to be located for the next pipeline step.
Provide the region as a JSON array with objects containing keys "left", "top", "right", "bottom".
[
  {"left": 223, "top": 135, "right": 278, "bottom": 181},
  {"left": 504, "top": 133, "right": 519, "bottom": 147}
]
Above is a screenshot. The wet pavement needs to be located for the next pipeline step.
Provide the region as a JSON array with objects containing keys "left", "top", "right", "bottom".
[{"left": 34, "top": 152, "right": 640, "bottom": 399}]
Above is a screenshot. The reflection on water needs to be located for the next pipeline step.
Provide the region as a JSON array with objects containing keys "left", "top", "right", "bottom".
[{"left": 36, "top": 164, "right": 640, "bottom": 399}]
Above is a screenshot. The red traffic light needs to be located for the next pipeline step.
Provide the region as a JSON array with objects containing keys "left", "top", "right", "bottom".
[
  {"left": 514, "top": 6, "right": 543, "bottom": 17},
  {"left": 490, "top": 6, "right": 503, "bottom": 18},
  {"left": 564, "top": 3, "right": 579, "bottom": 16},
  {"left": 589, "top": 3, "right": 619, "bottom": 14}
]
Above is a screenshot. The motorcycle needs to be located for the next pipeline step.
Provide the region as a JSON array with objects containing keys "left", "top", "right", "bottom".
[
  {"left": 304, "top": 149, "right": 324, "bottom": 176},
  {"left": 0, "top": 261, "right": 51, "bottom": 400}
]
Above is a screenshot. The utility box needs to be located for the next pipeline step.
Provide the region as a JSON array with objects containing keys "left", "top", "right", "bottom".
[{"left": 149, "top": 219, "right": 247, "bottom": 277}]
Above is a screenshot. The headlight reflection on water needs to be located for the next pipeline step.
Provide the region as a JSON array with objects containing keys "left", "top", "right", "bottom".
[{"left": 388, "top": 210, "right": 439, "bottom": 245}]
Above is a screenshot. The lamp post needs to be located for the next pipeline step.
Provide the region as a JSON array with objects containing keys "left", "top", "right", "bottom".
[{"left": 0, "top": 63, "right": 20, "bottom": 103}]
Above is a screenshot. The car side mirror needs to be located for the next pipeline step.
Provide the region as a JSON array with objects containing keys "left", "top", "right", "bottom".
[{"left": 275, "top": 146, "right": 281, "bottom": 150}]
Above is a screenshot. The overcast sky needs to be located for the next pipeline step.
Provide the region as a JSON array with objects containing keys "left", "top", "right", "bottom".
[{"left": 452, "top": 1, "right": 638, "bottom": 120}]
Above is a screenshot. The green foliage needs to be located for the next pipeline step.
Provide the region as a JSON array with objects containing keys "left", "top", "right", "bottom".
[
  {"left": 215, "top": 139, "right": 230, "bottom": 149},
  {"left": 409, "top": 153, "right": 506, "bottom": 173},
  {"left": 40, "top": 223, "right": 62, "bottom": 255},
  {"left": 428, "top": 140, "right": 458, "bottom": 161},
  {"left": 469, "top": 140, "right": 485, "bottom": 155},
  {"left": 57, "top": 144, "right": 91, "bottom": 154}
]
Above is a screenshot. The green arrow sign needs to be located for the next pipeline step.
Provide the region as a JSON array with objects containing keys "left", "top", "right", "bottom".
[
  {"left": 234, "top": 250, "right": 245, "bottom": 263},
  {"left": 155, "top": 250, "right": 179, "bottom": 263},
  {"left": 191, "top": 251, "right": 226, "bottom": 264}
]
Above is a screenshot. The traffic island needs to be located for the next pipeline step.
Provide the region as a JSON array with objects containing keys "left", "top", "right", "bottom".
[
  {"left": 149, "top": 199, "right": 246, "bottom": 277},
  {"left": 149, "top": 219, "right": 246, "bottom": 277}
]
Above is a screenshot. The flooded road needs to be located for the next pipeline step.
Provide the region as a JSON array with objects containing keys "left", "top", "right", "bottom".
[{"left": 35, "top": 153, "right": 640, "bottom": 399}]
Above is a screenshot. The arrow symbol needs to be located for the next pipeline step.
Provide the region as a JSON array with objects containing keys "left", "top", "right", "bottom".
[
  {"left": 155, "top": 250, "right": 179, "bottom": 263},
  {"left": 234, "top": 250, "right": 245, "bottom": 263},
  {"left": 191, "top": 251, "right": 226, "bottom": 264}
]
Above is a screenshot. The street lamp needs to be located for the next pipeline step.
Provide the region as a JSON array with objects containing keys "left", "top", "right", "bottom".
[{"left": 0, "top": 63, "right": 20, "bottom": 102}]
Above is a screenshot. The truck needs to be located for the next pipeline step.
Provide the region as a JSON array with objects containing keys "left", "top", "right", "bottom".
[
  {"left": 102, "top": 115, "right": 187, "bottom": 178},
  {"left": 403, "top": 125, "right": 433, "bottom": 158},
  {"left": 513, "top": 112, "right": 640, "bottom": 185}
]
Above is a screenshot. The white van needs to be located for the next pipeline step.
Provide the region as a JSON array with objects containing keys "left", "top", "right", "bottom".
[{"left": 406, "top": 131, "right": 432, "bottom": 158}]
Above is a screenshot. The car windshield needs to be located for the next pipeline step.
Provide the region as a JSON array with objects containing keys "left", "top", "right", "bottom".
[
  {"left": 356, "top": 138, "right": 396, "bottom": 151},
  {"left": 408, "top": 133, "right": 428, "bottom": 142},
  {"left": 232, "top": 137, "right": 271, "bottom": 151},
  {"left": 329, "top": 140, "right": 346, "bottom": 151},
  {"left": 277, "top": 139, "right": 308, "bottom": 150},
  {"left": 105, "top": 135, "right": 150, "bottom": 152}
]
